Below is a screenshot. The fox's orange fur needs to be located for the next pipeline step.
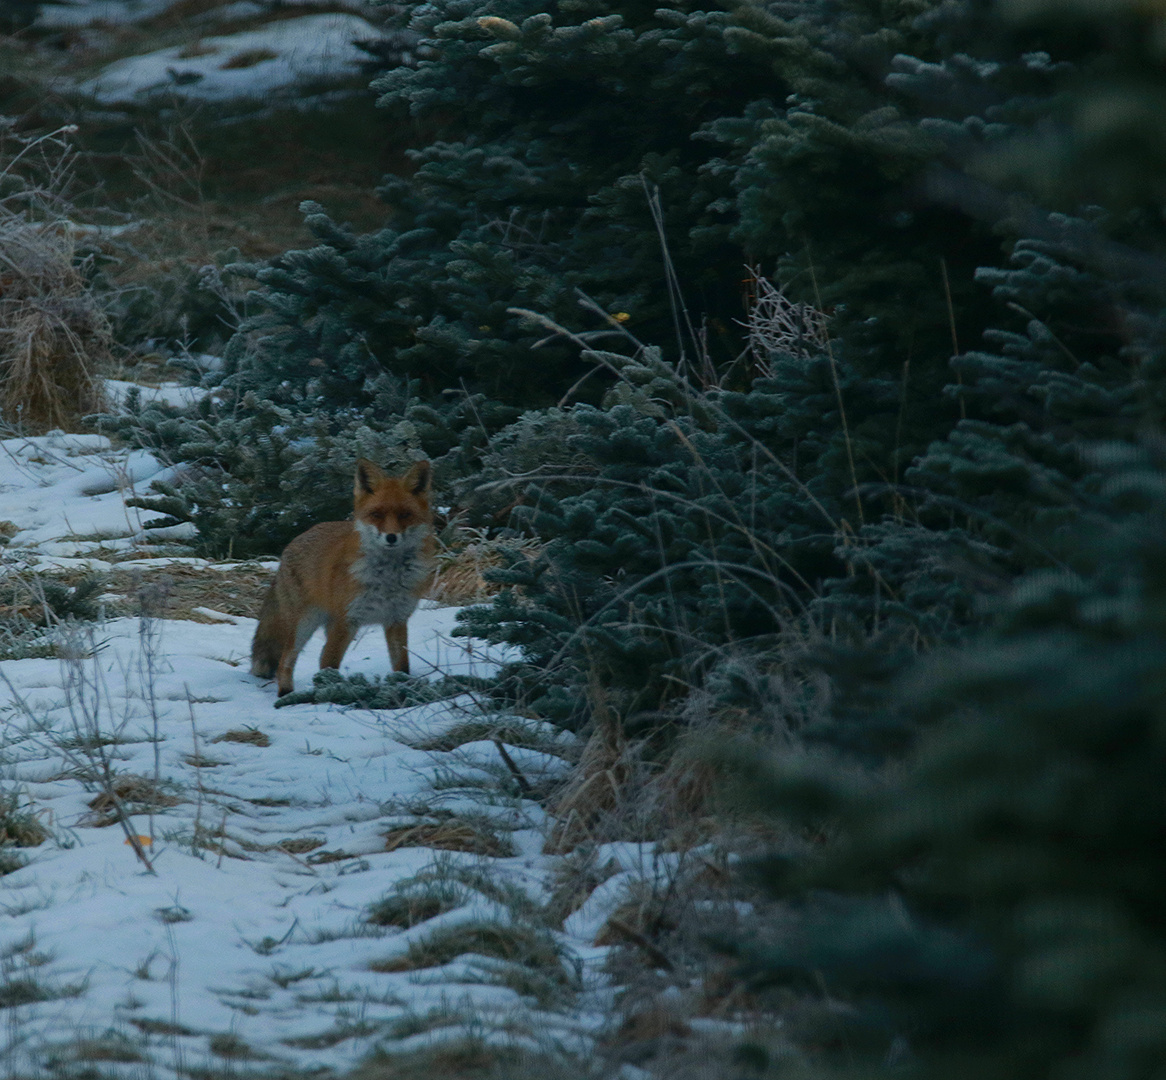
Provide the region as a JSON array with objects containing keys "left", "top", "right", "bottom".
[{"left": 250, "top": 459, "right": 435, "bottom": 697}]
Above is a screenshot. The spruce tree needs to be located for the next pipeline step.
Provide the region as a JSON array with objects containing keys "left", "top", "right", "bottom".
[
  {"left": 740, "top": 443, "right": 1166, "bottom": 1080},
  {"left": 734, "top": 2, "right": 1166, "bottom": 1075}
]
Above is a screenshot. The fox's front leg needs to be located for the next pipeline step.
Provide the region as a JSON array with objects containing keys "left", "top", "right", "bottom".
[
  {"left": 320, "top": 618, "right": 355, "bottom": 672},
  {"left": 385, "top": 622, "right": 409, "bottom": 674}
]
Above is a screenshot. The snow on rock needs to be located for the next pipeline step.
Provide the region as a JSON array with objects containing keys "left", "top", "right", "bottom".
[{"left": 80, "top": 13, "right": 384, "bottom": 104}]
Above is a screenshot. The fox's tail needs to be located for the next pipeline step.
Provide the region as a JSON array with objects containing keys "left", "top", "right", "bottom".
[{"left": 250, "top": 586, "right": 283, "bottom": 678}]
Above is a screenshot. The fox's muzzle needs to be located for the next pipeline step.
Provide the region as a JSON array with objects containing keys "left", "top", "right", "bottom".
[{"left": 384, "top": 533, "right": 399, "bottom": 545}]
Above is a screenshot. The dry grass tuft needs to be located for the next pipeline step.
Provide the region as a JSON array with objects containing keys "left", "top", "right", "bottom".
[
  {"left": 430, "top": 530, "right": 542, "bottom": 606},
  {"left": 83, "top": 774, "right": 182, "bottom": 826},
  {"left": 182, "top": 752, "right": 224, "bottom": 768},
  {"left": 220, "top": 48, "right": 278, "bottom": 70},
  {"left": 383, "top": 821, "right": 514, "bottom": 858},
  {"left": 0, "top": 794, "right": 49, "bottom": 848},
  {"left": 176, "top": 41, "right": 218, "bottom": 59},
  {"left": 352, "top": 1041, "right": 589, "bottom": 1080},
  {"left": 543, "top": 686, "right": 628, "bottom": 855},
  {"left": 367, "top": 891, "right": 457, "bottom": 929},
  {"left": 208, "top": 1032, "right": 256, "bottom": 1059},
  {"left": 0, "top": 218, "right": 110, "bottom": 433},
  {"left": 612, "top": 1004, "right": 692, "bottom": 1043},
  {"left": 410, "top": 719, "right": 565, "bottom": 755},
  {"left": 276, "top": 837, "right": 324, "bottom": 855},
  {"left": 369, "top": 922, "right": 562, "bottom": 976},
  {"left": 212, "top": 727, "right": 270, "bottom": 746},
  {"left": 306, "top": 848, "right": 357, "bottom": 864},
  {"left": 61, "top": 1036, "right": 145, "bottom": 1064},
  {"left": 544, "top": 850, "right": 622, "bottom": 925},
  {"left": 100, "top": 562, "right": 276, "bottom": 622},
  {"left": 129, "top": 1018, "right": 196, "bottom": 1037}
]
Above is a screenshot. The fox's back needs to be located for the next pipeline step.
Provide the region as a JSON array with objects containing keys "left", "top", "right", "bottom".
[{"left": 273, "top": 521, "right": 361, "bottom": 609}]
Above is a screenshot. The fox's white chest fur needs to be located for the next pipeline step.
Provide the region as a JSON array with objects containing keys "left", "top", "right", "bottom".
[{"left": 347, "top": 521, "right": 432, "bottom": 627}]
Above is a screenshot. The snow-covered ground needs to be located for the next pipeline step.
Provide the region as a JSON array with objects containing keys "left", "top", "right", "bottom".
[
  {"left": 79, "top": 12, "right": 384, "bottom": 104},
  {"left": 38, "top": 0, "right": 374, "bottom": 29},
  {"left": 0, "top": 420, "right": 642, "bottom": 1076}
]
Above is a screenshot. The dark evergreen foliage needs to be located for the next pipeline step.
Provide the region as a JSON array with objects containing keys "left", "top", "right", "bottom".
[
  {"left": 102, "top": 387, "right": 425, "bottom": 557},
  {"left": 0, "top": 0, "right": 42, "bottom": 33},
  {"left": 273, "top": 668, "right": 492, "bottom": 709},
  {"left": 725, "top": 3, "right": 1166, "bottom": 1076},
  {"left": 739, "top": 444, "right": 1166, "bottom": 1078},
  {"left": 209, "top": 0, "right": 1007, "bottom": 438},
  {"left": 459, "top": 342, "right": 900, "bottom": 731}
]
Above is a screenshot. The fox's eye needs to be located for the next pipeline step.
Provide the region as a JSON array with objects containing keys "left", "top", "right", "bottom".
[
  {"left": 369, "top": 511, "right": 385, "bottom": 523},
  {"left": 398, "top": 512, "right": 413, "bottom": 525}
]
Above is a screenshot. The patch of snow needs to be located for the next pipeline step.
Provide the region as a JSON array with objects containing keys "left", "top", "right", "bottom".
[
  {"left": 565, "top": 871, "right": 635, "bottom": 944},
  {"left": 80, "top": 14, "right": 385, "bottom": 104},
  {"left": 0, "top": 433, "right": 171, "bottom": 554},
  {"left": 104, "top": 378, "right": 212, "bottom": 410},
  {"left": 38, "top": 0, "right": 374, "bottom": 28}
]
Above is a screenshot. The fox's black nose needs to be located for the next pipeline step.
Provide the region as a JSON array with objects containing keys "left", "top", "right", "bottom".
[{"left": 384, "top": 533, "right": 399, "bottom": 545}]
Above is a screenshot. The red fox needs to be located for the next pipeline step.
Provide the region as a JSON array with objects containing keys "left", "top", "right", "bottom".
[{"left": 250, "top": 459, "right": 435, "bottom": 697}]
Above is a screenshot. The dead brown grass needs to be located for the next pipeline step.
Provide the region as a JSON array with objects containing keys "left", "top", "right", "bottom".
[
  {"left": 211, "top": 727, "right": 270, "bottom": 746},
  {"left": 128, "top": 1018, "right": 196, "bottom": 1037},
  {"left": 182, "top": 752, "right": 224, "bottom": 768},
  {"left": 0, "top": 798, "right": 49, "bottom": 848},
  {"left": 219, "top": 48, "right": 278, "bottom": 70},
  {"left": 307, "top": 848, "right": 357, "bottom": 864},
  {"left": 543, "top": 686, "right": 628, "bottom": 855},
  {"left": 430, "top": 541, "right": 506, "bottom": 607},
  {"left": 369, "top": 922, "right": 561, "bottom": 975},
  {"left": 430, "top": 532, "right": 542, "bottom": 607},
  {"left": 276, "top": 837, "right": 324, "bottom": 855},
  {"left": 352, "top": 1042, "right": 572, "bottom": 1080},
  {"left": 409, "top": 719, "right": 565, "bottom": 755},
  {"left": 544, "top": 850, "right": 622, "bottom": 926},
  {"left": 83, "top": 775, "right": 182, "bottom": 826},
  {"left": 367, "top": 893, "right": 453, "bottom": 929},
  {"left": 175, "top": 42, "right": 218, "bottom": 59},
  {"left": 99, "top": 562, "right": 275, "bottom": 622},
  {"left": 0, "top": 219, "right": 109, "bottom": 433},
  {"left": 383, "top": 821, "right": 514, "bottom": 858}
]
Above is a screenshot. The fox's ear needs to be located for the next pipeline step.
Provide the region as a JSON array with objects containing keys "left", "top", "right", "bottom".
[
  {"left": 403, "top": 460, "right": 432, "bottom": 496},
  {"left": 354, "top": 458, "right": 387, "bottom": 497}
]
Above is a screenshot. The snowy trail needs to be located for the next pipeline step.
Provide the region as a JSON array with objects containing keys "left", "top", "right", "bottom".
[{"left": 0, "top": 428, "right": 617, "bottom": 1077}]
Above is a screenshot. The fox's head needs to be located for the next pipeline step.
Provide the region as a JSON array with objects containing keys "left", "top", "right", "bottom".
[{"left": 352, "top": 459, "right": 433, "bottom": 548}]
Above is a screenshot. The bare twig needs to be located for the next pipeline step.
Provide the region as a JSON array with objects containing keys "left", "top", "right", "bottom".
[{"left": 738, "top": 266, "right": 830, "bottom": 370}]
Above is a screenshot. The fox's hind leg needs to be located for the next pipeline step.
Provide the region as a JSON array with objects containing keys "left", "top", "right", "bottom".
[
  {"left": 250, "top": 586, "right": 285, "bottom": 679},
  {"left": 275, "top": 609, "right": 325, "bottom": 696},
  {"left": 385, "top": 622, "right": 409, "bottom": 674}
]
